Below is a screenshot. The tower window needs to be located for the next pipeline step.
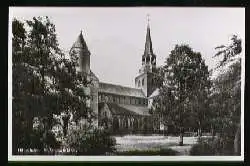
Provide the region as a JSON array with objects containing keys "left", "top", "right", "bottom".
[
  {"left": 138, "top": 80, "right": 141, "bottom": 87},
  {"left": 142, "top": 57, "right": 145, "bottom": 65},
  {"left": 142, "top": 78, "right": 144, "bottom": 86},
  {"left": 151, "top": 57, "right": 155, "bottom": 63}
]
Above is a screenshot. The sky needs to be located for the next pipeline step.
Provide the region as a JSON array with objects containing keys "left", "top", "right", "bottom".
[{"left": 9, "top": 7, "right": 245, "bottom": 87}]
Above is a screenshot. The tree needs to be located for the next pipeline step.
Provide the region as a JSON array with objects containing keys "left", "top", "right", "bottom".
[
  {"left": 12, "top": 18, "right": 28, "bottom": 154},
  {"left": 214, "top": 35, "right": 242, "bottom": 68},
  {"left": 211, "top": 35, "right": 242, "bottom": 155},
  {"left": 152, "top": 45, "right": 211, "bottom": 145},
  {"left": 13, "top": 16, "right": 116, "bottom": 155},
  {"left": 12, "top": 17, "right": 87, "bottom": 153},
  {"left": 12, "top": 16, "right": 65, "bottom": 153}
]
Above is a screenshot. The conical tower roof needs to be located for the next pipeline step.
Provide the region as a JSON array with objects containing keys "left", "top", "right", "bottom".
[{"left": 71, "top": 30, "right": 90, "bottom": 55}]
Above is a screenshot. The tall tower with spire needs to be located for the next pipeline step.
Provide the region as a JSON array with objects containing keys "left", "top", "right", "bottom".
[
  {"left": 140, "top": 15, "right": 156, "bottom": 73},
  {"left": 135, "top": 15, "right": 157, "bottom": 97}
]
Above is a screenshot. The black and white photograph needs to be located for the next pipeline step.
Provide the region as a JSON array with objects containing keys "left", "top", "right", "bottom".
[{"left": 8, "top": 7, "right": 244, "bottom": 161}]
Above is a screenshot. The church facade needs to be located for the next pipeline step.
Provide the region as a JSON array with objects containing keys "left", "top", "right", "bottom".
[{"left": 70, "top": 23, "right": 160, "bottom": 134}]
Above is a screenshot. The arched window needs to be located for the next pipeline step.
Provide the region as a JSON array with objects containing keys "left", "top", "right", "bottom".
[
  {"left": 142, "top": 78, "right": 144, "bottom": 86},
  {"left": 138, "top": 80, "right": 141, "bottom": 87},
  {"left": 105, "top": 95, "right": 108, "bottom": 102},
  {"left": 151, "top": 57, "right": 155, "bottom": 64},
  {"left": 142, "top": 57, "right": 145, "bottom": 65}
]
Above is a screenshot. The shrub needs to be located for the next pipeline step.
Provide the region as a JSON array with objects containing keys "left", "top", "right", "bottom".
[
  {"left": 189, "top": 138, "right": 216, "bottom": 156},
  {"left": 66, "top": 126, "right": 116, "bottom": 155},
  {"left": 190, "top": 134, "right": 239, "bottom": 156}
]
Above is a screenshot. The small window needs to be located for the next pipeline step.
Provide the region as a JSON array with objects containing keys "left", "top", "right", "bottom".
[
  {"left": 138, "top": 80, "right": 141, "bottom": 87},
  {"left": 142, "top": 78, "right": 144, "bottom": 86}
]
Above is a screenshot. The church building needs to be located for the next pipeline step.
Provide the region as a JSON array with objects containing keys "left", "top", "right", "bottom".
[{"left": 69, "top": 21, "right": 160, "bottom": 134}]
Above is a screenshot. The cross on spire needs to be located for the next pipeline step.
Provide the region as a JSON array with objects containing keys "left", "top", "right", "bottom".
[
  {"left": 147, "top": 14, "right": 150, "bottom": 26},
  {"left": 144, "top": 14, "right": 153, "bottom": 56}
]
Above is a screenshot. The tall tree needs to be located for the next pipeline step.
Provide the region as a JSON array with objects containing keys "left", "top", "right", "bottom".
[
  {"left": 12, "top": 18, "right": 30, "bottom": 154},
  {"left": 12, "top": 17, "right": 72, "bottom": 153},
  {"left": 152, "top": 45, "right": 211, "bottom": 145},
  {"left": 211, "top": 35, "right": 242, "bottom": 155},
  {"left": 12, "top": 17, "right": 115, "bottom": 155}
]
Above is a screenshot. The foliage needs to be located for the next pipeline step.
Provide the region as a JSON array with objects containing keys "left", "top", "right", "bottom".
[
  {"left": 12, "top": 17, "right": 97, "bottom": 154},
  {"left": 66, "top": 126, "right": 116, "bottom": 155},
  {"left": 210, "top": 34, "right": 242, "bottom": 155},
  {"left": 152, "top": 44, "right": 211, "bottom": 145},
  {"left": 12, "top": 17, "right": 64, "bottom": 153},
  {"left": 189, "top": 137, "right": 216, "bottom": 156},
  {"left": 214, "top": 35, "right": 242, "bottom": 68}
]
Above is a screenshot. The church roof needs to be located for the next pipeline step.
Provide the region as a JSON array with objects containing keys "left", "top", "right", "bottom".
[
  {"left": 99, "top": 82, "right": 146, "bottom": 98},
  {"left": 90, "top": 70, "right": 99, "bottom": 81},
  {"left": 99, "top": 102, "right": 150, "bottom": 116},
  {"left": 71, "top": 30, "right": 90, "bottom": 55},
  {"left": 118, "top": 104, "right": 150, "bottom": 116}
]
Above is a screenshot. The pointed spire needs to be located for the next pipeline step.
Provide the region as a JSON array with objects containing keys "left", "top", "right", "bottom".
[
  {"left": 144, "top": 14, "right": 153, "bottom": 55},
  {"left": 71, "top": 30, "right": 90, "bottom": 54}
]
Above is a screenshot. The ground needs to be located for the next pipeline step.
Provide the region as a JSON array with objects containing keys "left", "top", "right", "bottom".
[{"left": 114, "top": 135, "right": 201, "bottom": 155}]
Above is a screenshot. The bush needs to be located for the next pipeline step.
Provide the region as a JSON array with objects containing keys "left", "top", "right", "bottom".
[
  {"left": 189, "top": 138, "right": 216, "bottom": 156},
  {"left": 66, "top": 126, "right": 116, "bottom": 155},
  {"left": 190, "top": 134, "right": 239, "bottom": 156}
]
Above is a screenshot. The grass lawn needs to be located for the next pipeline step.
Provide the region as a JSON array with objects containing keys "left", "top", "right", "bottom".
[{"left": 114, "top": 134, "right": 204, "bottom": 155}]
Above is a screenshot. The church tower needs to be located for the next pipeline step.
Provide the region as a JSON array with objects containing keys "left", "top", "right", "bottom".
[
  {"left": 135, "top": 16, "right": 157, "bottom": 97},
  {"left": 70, "top": 30, "right": 91, "bottom": 75},
  {"left": 70, "top": 30, "right": 99, "bottom": 127}
]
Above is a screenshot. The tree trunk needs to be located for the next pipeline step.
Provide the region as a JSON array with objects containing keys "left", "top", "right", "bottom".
[
  {"left": 198, "top": 127, "right": 202, "bottom": 141},
  {"left": 179, "top": 127, "right": 184, "bottom": 146},
  {"left": 179, "top": 132, "right": 184, "bottom": 146},
  {"left": 234, "top": 123, "right": 241, "bottom": 155},
  {"left": 211, "top": 125, "right": 215, "bottom": 140}
]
